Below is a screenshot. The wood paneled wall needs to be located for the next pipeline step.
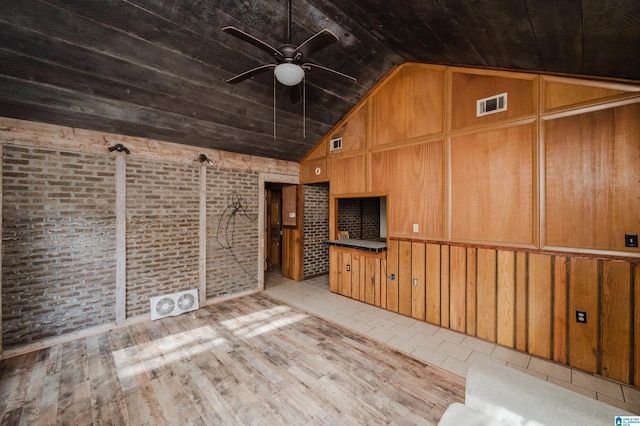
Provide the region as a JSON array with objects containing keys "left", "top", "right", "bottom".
[
  {"left": 543, "top": 102, "right": 640, "bottom": 252},
  {"left": 371, "top": 140, "right": 444, "bottom": 238},
  {"left": 301, "top": 63, "right": 640, "bottom": 257},
  {"left": 383, "top": 239, "right": 639, "bottom": 385},
  {"left": 450, "top": 123, "right": 536, "bottom": 245},
  {"left": 301, "top": 63, "right": 640, "bottom": 384}
]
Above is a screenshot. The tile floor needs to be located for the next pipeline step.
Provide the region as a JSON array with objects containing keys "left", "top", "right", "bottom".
[{"left": 264, "top": 272, "right": 640, "bottom": 414}]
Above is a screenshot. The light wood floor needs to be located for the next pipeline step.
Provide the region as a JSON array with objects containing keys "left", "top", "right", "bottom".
[{"left": 0, "top": 293, "right": 465, "bottom": 425}]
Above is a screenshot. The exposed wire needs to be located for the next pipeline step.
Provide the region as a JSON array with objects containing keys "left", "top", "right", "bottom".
[{"left": 215, "top": 192, "right": 261, "bottom": 284}]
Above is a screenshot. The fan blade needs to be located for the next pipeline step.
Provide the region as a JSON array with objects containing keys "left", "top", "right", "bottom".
[
  {"left": 222, "top": 26, "right": 283, "bottom": 61},
  {"left": 289, "top": 85, "right": 301, "bottom": 104},
  {"left": 293, "top": 29, "right": 339, "bottom": 59},
  {"left": 303, "top": 63, "right": 356, "bottom": 83},
  {"left": 226, "top": 64, "right": 275, "bottom": 84}
]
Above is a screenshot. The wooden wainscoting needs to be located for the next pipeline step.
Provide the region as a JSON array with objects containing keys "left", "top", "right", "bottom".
[{"left": 379, "top": 239, "right": 638, "bottom": 386}]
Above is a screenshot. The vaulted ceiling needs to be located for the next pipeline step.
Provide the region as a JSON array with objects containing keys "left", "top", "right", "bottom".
[{"left": 1, "top": 0, "right": 639, "bottom": 161}]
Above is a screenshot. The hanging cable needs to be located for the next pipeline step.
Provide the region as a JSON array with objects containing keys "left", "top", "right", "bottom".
[{"left": 215, "top": 192, "right": 262, "bottom": 284}]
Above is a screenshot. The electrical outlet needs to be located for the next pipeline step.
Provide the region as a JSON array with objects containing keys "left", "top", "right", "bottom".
[
  {"left": 625, "top": 233, "right": 638, "bottom": 248},
  {"left": 576, "top": 310, "right": 587, "bottom": 324},
  {"left": 412, "top": 278, "right": 418, "bottom": 286},
  {"left": 346, "top": 264, "right": 351, "bottom": 272},
  {"left": 390, "top": 273, "right": 395, "bottom": 281}
]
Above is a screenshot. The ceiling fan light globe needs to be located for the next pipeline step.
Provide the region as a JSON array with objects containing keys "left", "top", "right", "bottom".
[{"left": 274, "top": 63, "right": 304, "bottom": 86}]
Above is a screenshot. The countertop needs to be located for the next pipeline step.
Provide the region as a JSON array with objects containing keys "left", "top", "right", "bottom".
[{"left": 326, "top": 239, "right": 387, "bottom": 253}]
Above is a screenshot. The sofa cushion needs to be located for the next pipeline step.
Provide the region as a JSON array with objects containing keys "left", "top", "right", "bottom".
[
  {"left": 438, "top": 403, "right": 510, "bottom": 426},
  {"left": 465, "top": 358, "right": 634, "bottom": 426}
]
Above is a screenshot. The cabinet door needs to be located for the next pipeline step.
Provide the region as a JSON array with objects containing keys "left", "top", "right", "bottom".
[
  {"left": 329, "top": 246, "right": 339, "bottom": 293},
  {"left": 411, "top": 242, "right": 426, "bottom": 320},
  {"left": 364, "top": 256, "right": 379, "bottom": 305},
  {"left": 352, "top": 254, "right": 362, "bottom": 301},
  {"left": 337, "top": 251, "right": 352, "bottom": 297},
  {"left": 386, "top": 240, "right": 399, "bottom": 312}
]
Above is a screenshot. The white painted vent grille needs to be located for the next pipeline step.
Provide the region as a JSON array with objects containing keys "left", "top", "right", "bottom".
[
  {"left": 330, "top": 137, "right": 343, "bottom": 151},
  {"left": 150, "top": 289, "right": 199, "bottom": 320},
  {"left": 477, "top": 92, "right": 508, "bottom": 117}
]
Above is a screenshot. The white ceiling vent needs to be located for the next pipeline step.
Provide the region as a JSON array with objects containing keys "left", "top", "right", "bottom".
[
  {"left": 150, "top": 289, "right": 199, "bottom": 320},
  {"left": 477, "top": 92, "right": 508, "bottom": 117},
  {"left": 330, "top": 137, "right": 343, "bottom": 151}
]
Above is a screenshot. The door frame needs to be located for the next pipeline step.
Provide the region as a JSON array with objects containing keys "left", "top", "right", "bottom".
[{"left": 258, "top": 172, "right": 299, "bottom": 290}]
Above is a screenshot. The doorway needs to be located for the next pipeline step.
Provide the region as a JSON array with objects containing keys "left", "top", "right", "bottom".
[
  {"left": 266, "top": 186, "right": 282, "bottom": 273},
  {"left": 257, "top": 172, "right": 300, "bottom": 289}
]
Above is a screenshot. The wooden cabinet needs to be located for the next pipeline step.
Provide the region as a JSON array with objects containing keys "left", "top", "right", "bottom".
[{"left": 329, "top": 246, "right": 386, "bottom": 307}]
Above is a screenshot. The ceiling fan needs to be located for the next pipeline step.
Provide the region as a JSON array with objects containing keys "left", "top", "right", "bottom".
[{"left": 222, "top": 0, "right": 356, "bottom": 103}]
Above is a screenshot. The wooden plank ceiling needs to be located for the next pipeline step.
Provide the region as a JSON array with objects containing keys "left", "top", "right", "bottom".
[{"left": 0, "top": 0, "right": 638, "bottom": 161}]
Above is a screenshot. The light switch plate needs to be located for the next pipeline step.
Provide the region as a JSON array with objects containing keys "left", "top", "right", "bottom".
[{"left": 413, "top": 223, "right": 419, "bottom": 233}]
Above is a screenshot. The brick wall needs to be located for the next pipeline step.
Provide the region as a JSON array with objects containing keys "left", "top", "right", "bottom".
[
  {"left": 206, "top": 168, "right": 259, "bottom": 298},
  {"left": 0, "top": 119, "right": 298, "bottom": 350},
  {"left": 303, "top": 183, "right": 329, "bottom": 278},
  {"left": 125, "top": 159, "right": 200, "bottom": 317},
  {"left": 337, "top": 197, "right": 381, "bottom": 240},
  {"left": 2, "top": 145, "right": 266, "bottom": 348},
  {"left": 2, "top": 145, "right": 117, "bottom": 348}
]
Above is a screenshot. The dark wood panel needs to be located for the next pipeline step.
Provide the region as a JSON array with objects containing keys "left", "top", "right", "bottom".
[
  {"left": 386, "top": 240, "right": 399, "bottom": 312},
  {"left": 411, "top": 242, "right": 426, "bottom": 321},
  {"left": 527, "top": 254, "right": 552, "bottom": 358},
  {"left": 0, "top": 49, "right": 327, "bottom": 141},
  {"left": 568, "top": 258, "right": 598, "bottom": 372},
  {"left": 425, "top": 243, "right": 441, "bottom": 325},
  {"left": 552, "top": 257, "right": 568, "bottom": 363},
  {"left": 473, "top": 0, "right": 543, "bottom": 71},
  {"left": 496, "top": 250, "right": 515, "bottom": 348},
  {"left": 525, "top": 0, "right": 583, "bottom": 74},
  {"left": 600, "top": 261, "right": 632, "bottom": 383},
  {"left": 0, "top": 77, "right": 311, "bottom": 159},
  {"left": 582, "top": 0, "right": 640, "bottom": 80},
  {"left": 515, "top": 252, "right": 528, "bottom": 352},
  {"left": 398, "top": 241, "right": 412, "bottom": 317},
  {"left": 476, "top": 248, "right": 497, "bottom": 342},
  {"left": 449, "top": 246, "right": 466, "bottom": 332},
  {"left": 375, "top": 240, "right": 639, "bottom": 386},
  {"left": 0, "top": 0, "right": 637, "bottom": 164}
]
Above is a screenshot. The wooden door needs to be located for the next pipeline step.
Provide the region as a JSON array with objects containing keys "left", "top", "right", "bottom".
[{"left": 266, "top": 189, "right": 281, "bottom": 270}]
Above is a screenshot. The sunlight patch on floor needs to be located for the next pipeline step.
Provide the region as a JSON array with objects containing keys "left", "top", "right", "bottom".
[
  {"left": 112, "top": 325, "right": 228, "bottom": 380},
  {"left": 221, "top": 305, "right": 308, "bottom": 338}
]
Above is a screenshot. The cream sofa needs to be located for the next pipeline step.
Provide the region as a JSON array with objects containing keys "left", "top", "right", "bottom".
[{"left": 439, "top": 357, "right": 635, "bottom": 426}]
